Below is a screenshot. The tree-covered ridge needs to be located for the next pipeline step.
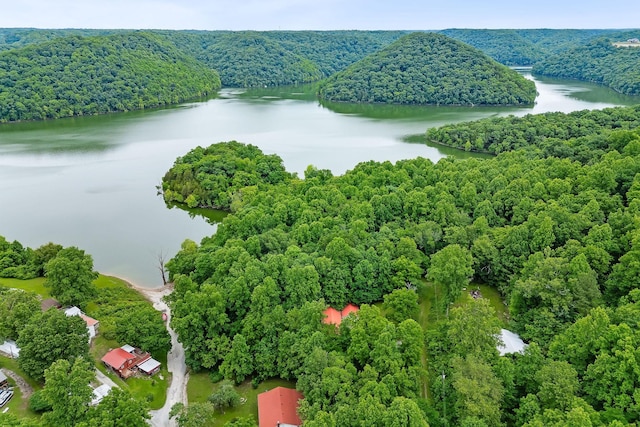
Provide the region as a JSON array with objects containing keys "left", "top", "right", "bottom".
[
  {"left": 439, "top": 29, "right": 546, "bottom": 65},
  {"left": 425, "top": 105, "right": 640, "bottom": 157},
  {"left": 161, "top": 141, "right": 293, "bottom": 210},
  {"left": 164, "top": 119, "right": 640, "bottom": 424},
  {"left": 201, "top": 33, "right": 323, "bottom": 87},
  {"left": 440, "top": 29, "right": 625, "bottom": 66},
  {"left": 0, "top": 32, "right": 221, "bottom": 122},
  {"left": 532, "top": 36, "right": 640, "bottom": 96},
  {"left": 0, "top": 28, "right": 122, "bottom": 52},
  {"left": 317, "top": 32, "right": 537, "bottom": 106}
]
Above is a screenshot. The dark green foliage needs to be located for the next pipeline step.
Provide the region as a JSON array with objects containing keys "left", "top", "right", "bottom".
[
  {"left": 163, "top": 105, "right": 640, "bottom": 423},
  {"left": 202, "top": 33, "right": 322, "bottom": 87},
  {"left": 0, "top": 32, "right": 220, "bottom": 122},
  {"left": 44, "top": 246, "right": 98, "bottom": 308},
  {"left": 317, "top": 32, "right": 536, "bottom": 106},
  {"left": 0, "top": 288, "right": 40, "bottom": 341},
  {"left": 114, "top": 304, "right": 171, "bottom": 356},
  {"left": 17, "top": 309, "right": 90, "bottom": 382},
  {"left": 533, "top": 35, "right": 640, "bottom": 96},
  {"left": 426, "top": 105, "right": 640, "bottom": 157},
  {"left": 161, "top": 141, "right": 293, "bottom": 210},
  {"left": 28, "top": 390, "right": 53, "bottom": 413},
  {"left": 440, "top": 29, "right": 546, "bottom": 66},
  {"left": 441, "top": 28, "right": 623, "bottom": 66}
]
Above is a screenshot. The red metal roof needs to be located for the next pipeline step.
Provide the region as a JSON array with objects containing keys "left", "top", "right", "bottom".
[
  {"left": 341, "top": 304, "right": 359, "bottom": 318},
  {"left": 101, "top": 348, "right": 135, "bottom": 370},
  {"left": 322, "top": 307, "right": 342, "bottom": 325},
  {"left": 258, "top": 387, "right": 303, "bottom": 427}
]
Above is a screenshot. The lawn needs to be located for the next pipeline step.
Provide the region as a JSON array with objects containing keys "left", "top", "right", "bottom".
[
  {"left": 0, "top": 355, "right": 43, "bottom": 420},
  {"left": 187, "top": 374, "right": 295, "bottom": 426},
  {"left": 0, "top": 277, "right": 48, "bottom": 297},
  {"left": 91, "top": 336, "right": 169, "bottom": 411}
]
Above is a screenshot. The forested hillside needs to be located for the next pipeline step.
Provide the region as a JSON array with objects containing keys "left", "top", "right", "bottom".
[
  {"left": 533, "top": 36, "right": 640, "bottom": 96},
  {"left": 439, "top": 29, "right": 546, "bottom": 65},
  {"left": 426, "top": 105, "right": 640, "bottom": 156},
  {"left": 317, "top": 32, "right": 537, "bottom": 106},
  {"left": 0, "top": 32, "right": 221, "bottom": 122},
  {"left": 200, "top": 33, "right": 323, "bottom": 87},
  {"left": 163, "top": 106, "right": 640, "bottom": 424},
  {"left": 441, "top": 28, "right": 623, "bottom": 65}
]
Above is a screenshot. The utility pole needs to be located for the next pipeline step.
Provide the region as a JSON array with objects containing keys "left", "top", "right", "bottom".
[{"left": 442, "top": 371, "right": 447, "bottom": 427}]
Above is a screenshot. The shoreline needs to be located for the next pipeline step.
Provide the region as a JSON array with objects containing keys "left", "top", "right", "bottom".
[{"left": 105, "top": 274, "right": 174, "bottom": 305}]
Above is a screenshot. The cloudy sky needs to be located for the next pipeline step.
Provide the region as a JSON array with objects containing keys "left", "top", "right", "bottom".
[{"left": 0, "top": 0, "right": 637, "bottom": 30}]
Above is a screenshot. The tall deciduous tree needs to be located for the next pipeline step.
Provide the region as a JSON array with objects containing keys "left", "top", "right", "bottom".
[
  {"left": 17, "top": 308, "right": 90, "bottom": 381},
  {"left": 0, "top": 288, "right": 40, "bottom": 340},
  {"left": 40, "top": 357, "right": 94, "bottom": 426},
  {"left": 44, "top": 246, "right": 98, "bottom": 308},
  {"left": 80, "top": 388, "right": 150, "bottom": 427},
  {"left": 427, "top": 244, "right": 474, "bottom": 307}
]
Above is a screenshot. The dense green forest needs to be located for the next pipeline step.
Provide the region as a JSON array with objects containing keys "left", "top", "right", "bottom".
[
  {"left": 162, "top": 102, "right": 640, "bottom": 424},
  {"left": 200, "top": 33, "right": 323, "bottom": 87},
  {"left": 0, "top": 31, "right": 220, "bottom": 122},
  {"left": 160, "top": 30, "right": 407, "bottom": 87},
  {"left": 317, "top": 32, "right": 537, "bottom": 106},
  {"left": 532, "top": 36, "right": 640, "bottom": 96},
  {"left": 0, "top": 28, "right": 629, "bottom": 93},
  {"left": 161, "top": 141, "right": 294, "bottom": 210},
  {"left": 441, "top": 29, "right": 624, "bottom": 66},
  {"left": 426, "top": 105, "right": 640, "bottom": 156}
]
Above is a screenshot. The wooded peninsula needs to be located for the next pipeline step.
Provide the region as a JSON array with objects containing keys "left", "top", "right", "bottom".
[{"left": 1, "top": 26, "right": 640, "bottom": 427}]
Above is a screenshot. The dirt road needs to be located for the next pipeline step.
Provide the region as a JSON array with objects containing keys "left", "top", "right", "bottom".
[{"left": 130, "top": 284, "right": 188, "bottom": 427}]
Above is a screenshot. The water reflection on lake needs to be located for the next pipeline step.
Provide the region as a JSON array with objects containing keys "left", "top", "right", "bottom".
[{"left": 0, "top": 71, "right": 637, "bottom": 287}]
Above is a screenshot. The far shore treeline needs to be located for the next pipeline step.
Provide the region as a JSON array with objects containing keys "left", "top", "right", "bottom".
[{"left": 0, "top": 28, "right": 639, "bottom": 122}]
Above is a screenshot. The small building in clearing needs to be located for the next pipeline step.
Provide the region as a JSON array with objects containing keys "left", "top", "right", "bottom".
[
  {"left": 0, "top": 370, "right": 8, "bottom": 388},
  {"left": 91, "top": 384, "right": 112, "bottom": 406},
  {"left": 101, "top": 345, "right": 161, "bottom": 378},
  {"left": 101, "top": 347, "right": 137, "bottom": 378},
  {"left": 322, "top": 303, "right": 360, "bottom": 326},
  {"left": 258, "top": 387, "right": 304, "bottom": 427}
]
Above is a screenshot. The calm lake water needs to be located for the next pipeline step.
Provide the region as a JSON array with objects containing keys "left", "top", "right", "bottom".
[{"left": 1, "top": 71, "right": 638, "bottom": 288}]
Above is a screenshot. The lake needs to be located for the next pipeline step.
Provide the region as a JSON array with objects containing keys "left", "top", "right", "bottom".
[{"left": 1, "top": 71, "right": 638, "bottom": 288}]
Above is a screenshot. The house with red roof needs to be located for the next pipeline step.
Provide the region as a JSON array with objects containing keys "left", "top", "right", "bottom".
[
  {"left": 101, "top": 347, "right": 137, "bottom": 378},
  {"left": 101, "top": 345, "right": 161, "bottom": 378},
  {"left": 258, "top": 387, "right": 303, "bottom": 427},
  {"left": 322, "top": 303, "right": 359, "bottom": 326}
]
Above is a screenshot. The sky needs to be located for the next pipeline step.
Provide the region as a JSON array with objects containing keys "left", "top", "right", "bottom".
[{"left": 0, "top": 0, "right": 638, "bottom": 31}]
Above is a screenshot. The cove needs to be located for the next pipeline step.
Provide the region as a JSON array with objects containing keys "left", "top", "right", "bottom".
[{"left": 0, "top": 70, "right": 638, "bottom": 288}]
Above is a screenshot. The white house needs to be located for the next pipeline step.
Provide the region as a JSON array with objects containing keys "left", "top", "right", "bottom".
[{"left": 64, "top": 306, "right": 99, "bottom": 342}]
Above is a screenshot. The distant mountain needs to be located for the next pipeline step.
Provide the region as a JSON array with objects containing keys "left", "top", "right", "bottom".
[
  {"left": 533, "top": 35, "right": 640, "bottom": 96},
  {"left": 317, "top": 32, "right": 537, "bottom": 106},
  {"left": 0, "top": 32, "right": 220, "bottom": 122}
]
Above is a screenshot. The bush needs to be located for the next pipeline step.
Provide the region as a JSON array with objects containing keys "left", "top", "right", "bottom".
[
  {"left": 29, "top": 390, "right": 53, "bottom": 413},
  {"left": 208, "top": 380, "right": 241, "bottom": 413}
]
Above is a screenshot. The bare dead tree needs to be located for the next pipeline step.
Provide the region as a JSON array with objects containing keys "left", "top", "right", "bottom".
[{"left": 158, "top": 250, "right": 168, "bottom": 286}]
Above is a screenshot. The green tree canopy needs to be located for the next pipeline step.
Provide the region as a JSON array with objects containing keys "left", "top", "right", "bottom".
[{"left": 44, "top": 246, "right": 98, "bottom": 308}]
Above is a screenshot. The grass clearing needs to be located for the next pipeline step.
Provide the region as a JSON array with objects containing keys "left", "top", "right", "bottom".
[
  {"left": 0, "top": 277, "right": 48, "bottom": 298},
  {"left": 187, "top": 374, "right": 295, "bottom": 426}
]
